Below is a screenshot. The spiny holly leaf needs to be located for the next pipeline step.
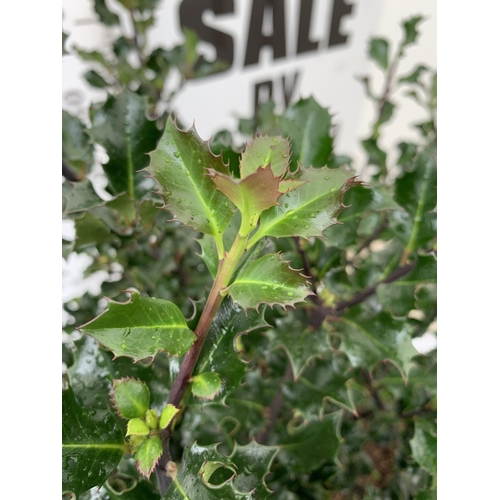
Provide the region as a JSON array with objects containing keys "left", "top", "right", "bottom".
[
  {"left": 376, "top": 254, "right": 437, "bottom": 316},
  {"left": 266, "top": 314, "right": 332, "bottom": 380},
  {"left": 66, "top": 336, "right": 113, "bottom": 410},
  {"left": 112, "top": 378, "right": 150, "bottom": 419},
  {"left": 74, "top": 210, "right": 114, "bottom": 248},
  {"left": 126, "top": 418, "right": 150, "bottom": 436},
  {"left": 191, "top": 372, "right": 222, "bottom": 400},
  {"left": 368, "top": 38, "right": 389, "bottom": 70},
  {"left": 160, "top": 404, "right": 180, "bottom": 429},
  {"left": 62, "top": 385, "right": 125, "bottom": 498},
  {"left": 391, "top": 148, "right": 437, "bottom": 254},
  {"left": 62, "top": 110, "right": 94, "bottom": 175},
  {"left": 402, "top": 15, "right": 424, "bottom": 47},
  {"left": 207, "top": 164, "right": 281, "bottom": 216},
  {"left": 240, "top": 135, "right": 290, "bottom": 177},
  {"left": 334, "top": 309, "right": 418, "bottom": 381},
  {"left": 62, "top": 179, "right": 104, "bottom": 214},
  {"left": 88, "top": 90, "right": 161, "bottom": 198},
  {"left": 278, "top": 97, "right": 333, "bottom": 169},
  {"left": 188, "top": 298, "right": 268, "bottom": 405},
  {"left": 165, "top": 443, "right": 243, "bottom": 500},
  {"left": 135, "top": 436, "right": 163, "bottom": 478},
  {"left": 283, "top": 356, "right": 360, "bottom": 419},
  {"left": 410, "top": 422, "right": 437, "bottom": 476},
  {"left": 94, "top": 0, "right": 120, "bottom": 26},
  {"left": 227, "top": 253, "right": 313, "bottom": 311},
  {"left": 250, "top": 166, "right": 358, "bottom": 243},
  {"left": 230, "top": 441, "right": 279, "bottom": 498},
  {"left": 279, "top": 413, "right": 341, "bottom": 473},
  {"left": 80, "top": 292, "right": 196, "bottom": 361},
  {"left": 147, "top": 116, "right": 235, "bottom": 243}
]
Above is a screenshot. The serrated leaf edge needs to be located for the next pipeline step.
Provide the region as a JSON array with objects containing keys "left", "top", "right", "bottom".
[
  {"left": 110, "top": 377, "right": 150, "bottom": 420},
  {"left": 142, "top": 115, "right": 236, "bottom": 235},
  {"left": 230, "top": 252, "right": 315, "bottom": 313}
]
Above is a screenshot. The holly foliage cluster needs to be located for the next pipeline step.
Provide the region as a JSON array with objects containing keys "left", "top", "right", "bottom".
[{"left": 62, "top": 3, "right": 436, "bottom": 499}]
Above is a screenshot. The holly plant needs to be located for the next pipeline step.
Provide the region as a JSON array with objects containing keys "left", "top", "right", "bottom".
[{"left": 63, "top": 6, "right": 436, "bottom": 500}]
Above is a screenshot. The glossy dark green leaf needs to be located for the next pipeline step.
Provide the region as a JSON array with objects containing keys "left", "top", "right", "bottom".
[
  {"left": 402, "top": 15, "right": 424, "bottom": 46},
  {"left": 283, "top": 356, "right": 359, "bottom": 419},
  {"left": 191, "top": 372, "right": 222, "bottom": 400},
  {"left": 368, "top": 38, "right": 389, "bottom": 70},
  {"left": 410, "top": 422, "right": 437, "bottom": 476},
  {"left": 361, "top": 137, "right": 387, "bottom": 169},
  {"left": 62, "top": 386, "right": 125, "bottom": 498},
  {"left": 84, "top": 69, "right": 109, "bottom": 88},
  {"left": 112, "top": 378, "right": 150, "bottom": 419},
  {"left": 230, "top": 441, "right": 279, "bottom": 498},
  {"left": 279, "top": 413, "right": 341, "bottom": 473},
  {"left": 334, "top": 310, "right": 418, "bottom": 381},
  {"left": 67, "top": 336, "right": 113, "bottom": 410},
  {"left": 189, "top": 298, "right": 268, "bottom": 404},
  {"left": 376, "top": 254, "right": 437, "bottom": 316},
  {"left": 278, "top": 97, "right": 333, "bottom": 169},
  {"left": 377, "top": 101, "right": 395, "bottom": 126},
  {"left": 227, "top": 253, "right": 313, "bottom": 310},
  {"left": 80, "top": 292, "right": 196, "bottom": 361},
  {"left": 393, "top": 148, "right": 437, "bottom": 254},
  {"left": 147, "top": 117, "right": 235, "bottom": 246},
  {"left": 266, "top": 315, "right": 331, "bottom": 380},
  {"left": 62, "top": 180, "right": 104, "bottom": 214},
  {"left": 62, "top": 110, "right": 94, "bottom": 175},
  {"left": 62, "top": 31, "right": 68, "bottom": 55},
  {"left": 165, "top": 443, "right": 241, "bottom": 500},
  {"left": 249, "top": 166, "right": 358, "bottom": 244},
  {"left": 74, "top": 211, "right": 114, "bottom": 248},
  {"left": 94, "top": 0, "right": 120, "bottom": 25},
  {"left": 240, "top": 136, "right": 290, "bottom": 178},
  {"left": 89, "top": 90, "right": 161, "bottom": 198},
  {"left": 399, "top": 65, "right": 429, "bottom": 84}
]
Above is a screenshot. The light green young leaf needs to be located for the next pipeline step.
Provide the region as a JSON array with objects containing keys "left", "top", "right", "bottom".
[
  {"left": 80, "top": 292, "right": 196, "bottom": 361},
  {"left": 240, "top": 135, "right": 290, "bottom": 177},
  {"left": 249, "top": 166, "right": 358, "bottom": 244},
  {"left": 63, "top": 386, "right": 125, "bottom": 498},
  {"left": 227, "top": 253, "right": 313, "bottom": 310},
  {"left": 135, "top": 436, "right": 163, "bottom": 478},
  {"left": 112, "top": 378, "right": 150, "bottom": 419},
  {"left": 88, "top": 90, "right": 161, "bottom": 198},
  {"left": 160, "top": 404, "right": 180, "bottom": 429},
  {"left": 126, "top": 418, "right": 150, "bottom": 436},
  {"left": 191, "top": 372, "right": 222, "bottom": 400},
  {"left": 147, "top": 116, "right": 235, "bottom": 246}
]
